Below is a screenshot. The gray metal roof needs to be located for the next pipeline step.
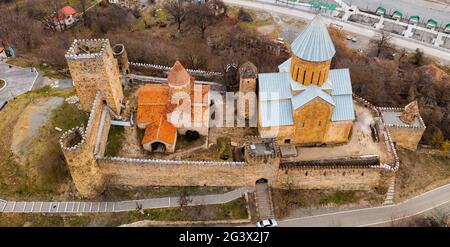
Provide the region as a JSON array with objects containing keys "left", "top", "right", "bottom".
[
  {"left": 278, "top": 58, "right": 292, "bottom": 72},
  {"left": 291, "top": 84, "right": 335, "bottom": 109},
  {"left": 329, "top": 69, "right": 352, "bottom": 95},
  {"left": 259, "top": 99, "right": 294, "bottom": 127},
  {"left": 290, "top": 15, "right": 336, "bottom": 62},
  {"left": 331, "top": 95, "right": 355, "bottom": 121},
  {"left": 381, "top": 110, "right": 424, "bottom": 127},
  {"left": 259, "top": 73, "right": 292, "bottom": 100}
]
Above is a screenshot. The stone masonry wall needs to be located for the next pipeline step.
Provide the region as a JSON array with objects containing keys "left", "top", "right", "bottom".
[
  {"left": 96, "top": 157, "right": 383, "bottom": 190},
  {"left": 387, "top": 126, "right": 425, "bottom": 151}
]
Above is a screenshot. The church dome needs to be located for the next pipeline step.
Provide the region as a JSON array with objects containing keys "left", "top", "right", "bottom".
[{"left": 290, "top": 15, "right": 336, "bottom": 62}]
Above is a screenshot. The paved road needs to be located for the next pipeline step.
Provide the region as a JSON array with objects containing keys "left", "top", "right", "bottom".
[
  {"left": 223, "top": 0, "right": 450, "bottom": 64},
  {"left": 0, "top": 188, "right": 253, "bottom": 214},
  {"left": 344, "top": 0, "right": 450, "bottom": 24},
  {"left": 0, "top": 63, "right": 38, "bottom": 105},
  {"left": 279, "top": 183, "right": 450, "bottom": 226}
]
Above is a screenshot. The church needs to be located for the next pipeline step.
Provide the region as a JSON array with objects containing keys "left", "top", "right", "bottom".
[{"left": 258, "top": 15, "right": 355, "bottom": 145}]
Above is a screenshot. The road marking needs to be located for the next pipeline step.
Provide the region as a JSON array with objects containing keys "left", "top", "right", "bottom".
[
  {"left": 1, "top": 201, "right": 7, "bottom": 212},
  {"left": 281, "top": 182, "right": 450, "bottom": 223},
  {"left": 39, "top": 202, "right": 43, "bottom": 212},
  {"left": 31, "top": 202, "right": 35, "bottom": 212},
  {"left": 89, "top": 203, "right": 92, "bottom": 212},
  {"left": 358, "top": 199, "right": 450, "bottom": 227},
  {"left": 12, "top": 201, "right": 16, "bottom": 211}
]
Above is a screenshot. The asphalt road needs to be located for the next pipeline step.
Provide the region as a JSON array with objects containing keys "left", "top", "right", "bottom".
[
  {"left": 279, "top": 183, "right": 450, "bottom": 226},
  {"left": 344, "top": 0, "right": 450, "bottom": 24},
  {"left": 223, "top": 0, "right": 450, "bottom": 64},
  {"left": 0, "top": 63, "right": 38, "bottom": 105}
]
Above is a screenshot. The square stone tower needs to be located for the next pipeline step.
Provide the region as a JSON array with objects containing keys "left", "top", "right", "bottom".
[{"left": 66, "top": 39, "right": 124, "bottom": 114}]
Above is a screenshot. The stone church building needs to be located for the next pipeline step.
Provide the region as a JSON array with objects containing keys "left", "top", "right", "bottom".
[{"left": 258, "top": 15, "right": 355, "bottom": 145}]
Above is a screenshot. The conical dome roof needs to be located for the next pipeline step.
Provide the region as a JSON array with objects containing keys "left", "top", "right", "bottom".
[
  {"left": 167, "top": 60, "right": 191, "bottom": 86},
  {"left": 291, "top": 15, "right": 336, "bottom": 62}
]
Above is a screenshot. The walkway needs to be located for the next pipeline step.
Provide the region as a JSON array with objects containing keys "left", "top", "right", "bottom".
[
  {"left": 279, "top": 182, "right": 450, "bottom": 226},
  {"left": 255, "top": 181, "right": 275, "bottom": 220},
  {"left": 0, "top": 188, "right": 254, "bottom": 214}
]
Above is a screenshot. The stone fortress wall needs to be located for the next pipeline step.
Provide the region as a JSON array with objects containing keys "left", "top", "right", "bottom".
[
  {"left": 60, "top": 39, "right": 421, "bottom": 198},
  {"left": 61, "top": 90, "right": 391, "bottom": 198}
]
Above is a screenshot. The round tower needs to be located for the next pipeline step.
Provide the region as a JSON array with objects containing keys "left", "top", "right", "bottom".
[
  {"left": 289, "top": 15, "right": 336, "bottom": 87},
  {"left": 60, "top": 127, "right": 105, "bottom": 198},
  {"left": 112, "top": 43, "right": 130, "bottom": 76}
]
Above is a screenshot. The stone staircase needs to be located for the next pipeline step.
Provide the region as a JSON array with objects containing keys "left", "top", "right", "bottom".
[
  {"left": 383, "top": 176, "right": 396, "bottom": 205},
  {"left": 255, "top": 181, "right": 275, "bottom": 220}
]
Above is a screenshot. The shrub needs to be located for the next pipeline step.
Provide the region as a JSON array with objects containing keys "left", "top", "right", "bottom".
[{"left": 238, "top": 8, "right": 252, "bottom": 22}]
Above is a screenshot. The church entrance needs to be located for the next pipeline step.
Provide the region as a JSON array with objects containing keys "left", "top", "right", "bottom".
[{"left": 151, "top": 142, "right": 166, "bottom": 153}]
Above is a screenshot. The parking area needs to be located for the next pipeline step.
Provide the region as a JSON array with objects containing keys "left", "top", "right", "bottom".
[
  {"left": 412, "top": 28, "right": 438, "bottom": 45},
  {"left": 0, "top": 63, "right": 38, "bottom": 106},
  {"left": 382, "top": 22, "right": 407, "bottom": 36}
]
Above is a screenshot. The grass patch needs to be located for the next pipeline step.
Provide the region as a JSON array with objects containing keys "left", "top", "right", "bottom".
[
  {"left": 0, "top": 197, "right": 248, "bottom": 226},
  {"left": 271, "top": 188, "right": 384, "bottom": 218},
  {"left": 105, "top": 126, "right": 125, "bottom": 156},
  {"left": 396, "top": 148, "right": 450, "bottom": 200},
  {"left": 175, "top": 133, "right": 205, "bottom": 150},
  {"left": 36, "top": 63, "right": 66, "bottom": 79},
  {"left": 319, "top": 191, "right": 357, "bottom": 205},
  {"left": 0, "top": 88, "right": 88, "bottom": 200}
]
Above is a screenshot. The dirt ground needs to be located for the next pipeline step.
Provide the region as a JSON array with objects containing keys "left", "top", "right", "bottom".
[
  {"left": 395, "top": 148, "right": 450, "bottom": 201},
  {"left": 11, "top": 97, "right": 63, "bottom": 159},
  {"left": 285, "top": 102, "right": 393, "bottom": 163}
]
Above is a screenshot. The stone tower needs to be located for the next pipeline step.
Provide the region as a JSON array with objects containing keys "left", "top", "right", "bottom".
[
  {"left": 239, "top": 61, "right": 258, "bottom": 94},
  {"left": 112, "top": 43, "right": 130, "bottom": 77},
  {"left": 59, "top": 92, "right": 109, "bottom": 198},
  {"left": 66, "top": 39, "right": 124, "bottom": 114},
  {"left": 239, "top": 61, "right": 258, "bottom": 123}
]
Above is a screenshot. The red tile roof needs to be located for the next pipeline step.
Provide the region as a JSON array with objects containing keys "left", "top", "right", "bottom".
[
  {"left": 142, "top": 117, "right": 177, "bottom": 145},
  {"left": 59, "top": 6, "right": 77, "bottom": 17}
]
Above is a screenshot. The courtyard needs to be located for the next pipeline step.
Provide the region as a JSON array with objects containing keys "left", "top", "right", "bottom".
[{"left": 282, "top": 101, "right": 394, "bottom": 164}]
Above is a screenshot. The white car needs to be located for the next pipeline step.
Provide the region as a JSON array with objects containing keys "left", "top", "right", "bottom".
[
  {"left": 351, "top": 37, "right": 358, "bottom": 42},
  {"left": 256, "top": 219, "right": 278, "bottom": 227},
  {"left": 346, "top": 35, "right": 352, "bottom": 40}
]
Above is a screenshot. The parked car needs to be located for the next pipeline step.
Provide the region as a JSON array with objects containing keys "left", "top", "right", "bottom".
[
  {"left": 256, "top": 219, "right": 278, "bottom": 227},
  {"left": 357, "top": 48, "right": 364, "bottom": 53},
  {"left": 346, "top": 35, "right": 352, "bottom": 40},
  {"left": 351, "top": 37, "right": 358, "bottom": 42}
]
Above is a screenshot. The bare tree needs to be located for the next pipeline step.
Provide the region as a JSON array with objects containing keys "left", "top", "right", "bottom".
[
  {"left": 188, "top": 2, "right": 217, "bottom": 39},
  {"left": 163, "top": 0, "right": 189, "bottom": 33},
  {"left": 178, "top": 188, "right": 192, "bottom": 212},
  {"left": 370, "top": 31, "right": 393, "bottom": 58}
]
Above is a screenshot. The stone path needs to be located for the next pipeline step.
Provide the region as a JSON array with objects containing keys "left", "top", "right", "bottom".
[
  {"left": 0, "top": 188, "right": 253, "bottom": 214},
  {"left": 255, "top": 181, "right": 275, "bottom": 220},
  {"left": 383, "top": 176, "right": 396, "bottom": 205}
]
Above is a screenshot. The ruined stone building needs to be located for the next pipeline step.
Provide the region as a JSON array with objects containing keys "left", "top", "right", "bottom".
[
  {"left": 136, "top": 61, "right": 210, "bottom": 153},
  {"left": 258, "top": 15, "right": 355, "bottom": 145},
  {"left": 380, "top": 100, "right": 426, "bottom": 150}
]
